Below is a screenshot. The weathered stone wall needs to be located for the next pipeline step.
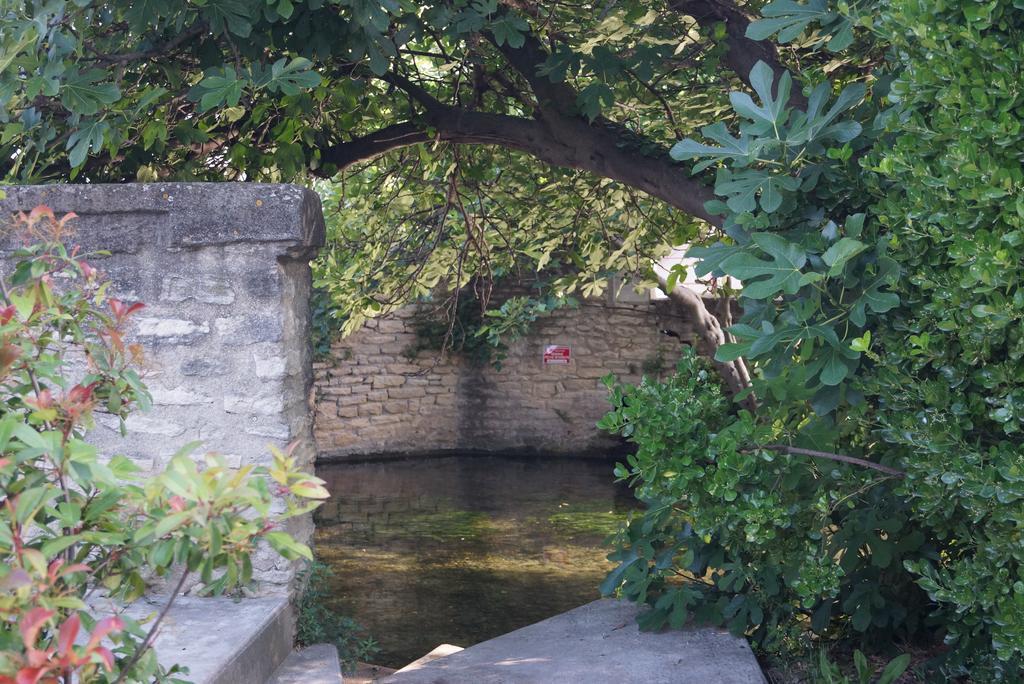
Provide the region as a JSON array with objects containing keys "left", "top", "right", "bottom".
[
  {"left": 315, "top": 296, "right": 698, "bottom": 459},
  {"left": 0, "top": 183, "right": 324, "bottom": 592}
]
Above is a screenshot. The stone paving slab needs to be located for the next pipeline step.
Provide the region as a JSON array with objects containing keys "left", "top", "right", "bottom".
[
  {"left": 268, "top": 644, "right": 343, "bottom": 684},
  {"left": 382, "top": 599, "right": 766, "bottom": 684},
  {"left": 109, "top": 594, "right": 291, "bottom": 684}
]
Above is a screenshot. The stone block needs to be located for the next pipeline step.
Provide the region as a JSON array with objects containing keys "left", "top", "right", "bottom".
[
  {"left": 387, "top": 386, "right": 426, "bottom": 399},
  {"left": 376, "top": 319, "right": 407, "bottom": 333},
  {"left": 371, "top": 374, "right": 405, "bottom": 389},
  {"left": 160, "top": 275, "right": 236, "bottom": 305},
  {"left": 135, "top": 317, "right": 210, "bottom": 344},
  {"left": 181, "top": 358, "right": 229, "bottom": 377},
  {"left": 151, "top": 387, "right": 214, "bottom": 405},
  {"left": 214, "top": 314, "right": 283, "bottom": 344},
  {"left": 253, "top": 355, "right": 287, "bottom": 380},
  {"left": 224, "top": 394, "right": 285, "bottom": 415},
  {"left": 383, "top": 400, "right": 409, "bottom": 415}
]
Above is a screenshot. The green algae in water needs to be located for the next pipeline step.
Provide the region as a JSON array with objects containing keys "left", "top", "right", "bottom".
[{"left": 314, "top": 455, "right": 634, "bottom": 669}]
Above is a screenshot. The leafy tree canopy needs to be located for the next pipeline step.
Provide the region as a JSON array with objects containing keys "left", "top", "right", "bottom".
[
  {"left": 0, "top": 0, "right": 858, "bottom": 337},
  {"left": 5, "top": 0, "right": 1024, "bottom": 678}
]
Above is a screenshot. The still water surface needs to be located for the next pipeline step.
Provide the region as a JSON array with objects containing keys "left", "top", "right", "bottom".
[{"left": 314, "top": 454, "right": 634, "bottom": 668}]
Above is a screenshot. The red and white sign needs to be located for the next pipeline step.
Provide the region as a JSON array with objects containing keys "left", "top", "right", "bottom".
[{"left": 543, "top": 345, "right": 571, "bottom": 365}]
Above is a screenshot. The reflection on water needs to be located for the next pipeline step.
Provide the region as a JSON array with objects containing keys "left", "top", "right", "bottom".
[{"left": 314, "top": 454, "right": 635, "bottom": 668}]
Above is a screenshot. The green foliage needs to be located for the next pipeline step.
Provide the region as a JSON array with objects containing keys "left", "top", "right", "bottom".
[
  {"left": 295, "top": 561, "right": 378, "bottom": 673},
  {"left": 812, "top": 649, "right": 911, "bottom": 684},
  {"left": 0, "top": 208, "right": 329, "bottom": 682},
  {"left": 310, "top": 286, "right": 343, "bottom": 362},
  {"left": 476, "top": 294, "right": 578, "bottom": 367},
  {"left": 599, "top": 350, "right": 932, "bottom": 653},
  {"left": 860, "top": 1, "right": 1024, "bottom": 676},
  {"left": 600, "top": 4, "right": 1024, "bottom": 678},
  {"left": 402, "top": 295, "right": 493, "bottom": 364}
]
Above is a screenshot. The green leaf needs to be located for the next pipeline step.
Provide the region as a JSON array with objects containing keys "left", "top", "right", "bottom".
[
  {"left": 66, "top": 120, "right": 109, "bottom": 169},
  {"left": 265, "top": 530, "right": 313, "bottom": 561},
  {"left": 876, "top": 654, "right": 911, "bottom": 684},
  {"left": 14, "top": 486, "right": 60, "bottom": 525},
  {"left": 41, "top": 534, "right": 81, "bottom": 558},
  {"left": 716, "top": 170, "right": 801, "bottom": 214},
  {"left": 671, "top": 122, "right": 752, "bottom": 173},
  {"left": 254, "top": 58, "right": 322, "bottom": 96},
  {"left": 723, "top": 233, "right": 807, "bottom": 299},
  {"left": 746, "top": 0, "right": 832, "bottom": 43},
  {"left": 600, "top": 548, "right": 639, "bottom": 596},
  {"left": 153, "top": 510, "right": 192, "bottom": 538},
  {"left": 820, "top": 348, "right": 852, "bottom": 385},
  {"left": 577, "top": 82, "right": 614, "bottom": 121},
  {"left": 60, "top": 70, "right": 121, "bottom": 115},
  {"left": 202, "top": 0, "right": 254, "bottom": 37},
  {"left": 821, "top": 237, "right": 867, "bottom": 276},
  {"left": 188, "top": 67, "right": 245, "bottom": 112},
  {"left": 850, "top": 256, "right": 900, "bottom": 325}
]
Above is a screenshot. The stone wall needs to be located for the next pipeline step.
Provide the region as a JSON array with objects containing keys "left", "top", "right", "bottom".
[
  {"left": 0, "top": 183, "right": 324, "bottom": 592},
  {"left": 315, "top": 296, "right": 699, "bottom": 459}
]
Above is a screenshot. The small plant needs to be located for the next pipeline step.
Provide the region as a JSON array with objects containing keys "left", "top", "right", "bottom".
[
  {"left": 639, "top": 349, "right": 666, "bottom": 376},
  {"left": 295, "top": 561, "right": 378, "bottom": 673},
  {"left": 0, "top": 207, "right": 329, "bottom": 683},
  {"left": 813, "top": 650, "right": 911, "bottom": 684},
  {"left": 403, "top": 295, "right": 492, "bottom": 365}
]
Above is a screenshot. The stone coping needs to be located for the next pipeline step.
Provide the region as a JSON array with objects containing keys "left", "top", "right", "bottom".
[
  {"left": 382, "top": 599, "right": 766, "bottom": 684},
  {"left": 99, "top": 594, "right": 292, "bottom": 684},
  {"left": 0, "top": 183, "right": 324, "bottom": 256}
]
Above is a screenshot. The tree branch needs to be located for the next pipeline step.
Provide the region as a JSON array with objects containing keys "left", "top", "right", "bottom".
[
  {"left": 757, "top": 445, "right": 905, "bottom": 477},
  {"left": 666, "top": 0, "right": 806, "bottom": 107},
  {"left": 320, "top": 106, "right": 718, "bottom": 221}
]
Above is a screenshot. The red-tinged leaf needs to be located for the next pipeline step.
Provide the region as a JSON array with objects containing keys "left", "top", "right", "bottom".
[
  {"left": 79, "top": 260, "right": 96, "bottom": 279},
  {"left": 0, "top": 674, "right": 18, "bottom": 684},
  {"left": 85, "top": 616, "right": 123, "bottom": 651},
  {"left": 57, "top": 211, "right": 78, "bottom": 227},
  {"left": 27, "top": 205, "right": 54, "bottom": 223},
  {"left": 108, "top": 299, "right": 144, "bottom": 321},
  {"left": 57, "top": 563, "right": 91, "bottom": 577},
  {"left": 15, "top": 666, "right": 49, "bottom": 684},
  {"left": 25, "top": 389, "right": 52, "bottom": 410},
  {"left": 46, "top": 559, "right": 64, "bottom": 581},
  {"left": 57, "top": 613, "right": 80, "bottom": 656},
  {"left": 0, "top": 305, "right": 15, "bottom": 324},
  {"left": 109, "top": 299, "right": 125, "bottom": 319},
  {"left": 0, "top": 345, "right": 21, "bottom": 378},
  {"left": 67, "top": 382, "right": 97, "bottom": 404},
  {"left": 24, "top": 647, "right": 51, "bottom": 668},
  {"left": 93, "top": 646, "right": 115, "bottom": 672},
  {"left": 19, "top": 607, "right": 54, "bottom": 648}
]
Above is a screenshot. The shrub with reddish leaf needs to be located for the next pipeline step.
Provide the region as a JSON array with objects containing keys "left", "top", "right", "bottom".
[{"left": 0, "top": 207, "right": 328, "bottom": 682}]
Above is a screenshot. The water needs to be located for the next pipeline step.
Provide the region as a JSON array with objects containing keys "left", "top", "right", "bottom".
[{"left": 314, "top": 454, "right": 635, "bottom": 668}]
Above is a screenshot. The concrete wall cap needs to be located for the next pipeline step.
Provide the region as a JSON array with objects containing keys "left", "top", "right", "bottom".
[{"left": 0, "top": 183, "right": 325, "bottom": 255}]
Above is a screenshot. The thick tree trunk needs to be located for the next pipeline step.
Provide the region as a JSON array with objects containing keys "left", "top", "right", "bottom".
[{"left": 655, "top": 271, "right": 755, "bottom": 408}]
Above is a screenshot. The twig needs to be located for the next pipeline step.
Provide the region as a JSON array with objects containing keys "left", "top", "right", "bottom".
[
  {"left": 756, "top": 444, "right": 905, "bottom": 477},
  {"left": 112, "top": 570, "right": 190, "bottom": 684}
]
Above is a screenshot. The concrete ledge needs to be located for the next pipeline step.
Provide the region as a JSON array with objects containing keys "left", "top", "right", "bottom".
[
  {"left": 118, "top": 594, "right": 292, "bottom": 684},
  {"left": 0, "top": 183, "right": 325, "bottom": 256},
  {"left": 382, "top": 599, "right": 766, "bottom": 684},
  {"left": 268, "top": 644, "right": 343, "bottom": 684}
]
